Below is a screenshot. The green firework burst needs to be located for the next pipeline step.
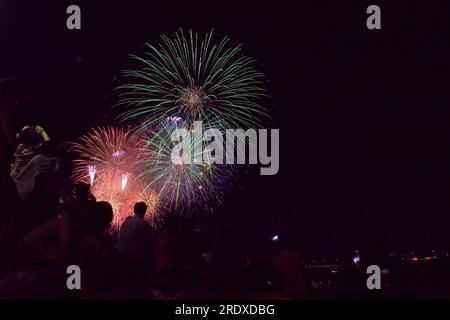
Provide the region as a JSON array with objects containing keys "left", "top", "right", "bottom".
[
  {"left": 136, "top": 121, "right": 237, "bottom": 213},
  {"left": 115, "top": 29, "right": 268, "bottom": 132}
]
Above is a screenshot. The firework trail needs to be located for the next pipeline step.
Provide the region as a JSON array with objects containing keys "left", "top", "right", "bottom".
[
  {"left": 121, "top": 172, "right": 131, "bottom": 192},
  {"left": 88, "top": 165, "right": 96, "bottom": 185}
]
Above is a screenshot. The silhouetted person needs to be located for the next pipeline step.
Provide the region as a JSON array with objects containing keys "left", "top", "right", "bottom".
[
  {"left": 151, "top": 213, "right": 202, "bottom": 296},
  {"left": 0, "top": 78, "right": 21, "bottom": 259},
  {"left": 210, "top": 221, "right": 253, "bottom": 294},
  {"left": 153, "top": 213, "right": 181, "bottom": 274},
  {"left": 59, "top": 182, "right": 96, "bottom": 246},
  {"left": 12, "top": 125, "right": 55, "bottom": 201},
  {"left": 73, "top": 201, "right": 115, "bottom": 261},
  {"left": 271, "top": 235, "right": 311, "bottom": 299},
  {"left": 118, "top": 202, "right": 155, "bottom": 257},
  {"left": 22, "top": 183, "right": 96, "bottom": 255},
  {"left": 71, "top": 201, "right": 125, "bottom": 298}
]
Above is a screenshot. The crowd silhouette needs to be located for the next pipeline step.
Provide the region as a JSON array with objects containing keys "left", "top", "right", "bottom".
[{"left": 0, "top": 78, "right": 449, "bottom": 299}]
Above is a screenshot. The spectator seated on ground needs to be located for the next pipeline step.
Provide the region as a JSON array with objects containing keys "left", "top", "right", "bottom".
[{"left": 21, "top": 183, "right": 96, "bottom": 260}]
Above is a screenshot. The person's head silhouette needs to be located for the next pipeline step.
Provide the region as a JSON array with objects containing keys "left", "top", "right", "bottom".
[
  {"left": 90, "top": 201, "right": 113, "bottom": 233},
  {"left": 134, "top": 202, "right": 147, "bottom": 218}
]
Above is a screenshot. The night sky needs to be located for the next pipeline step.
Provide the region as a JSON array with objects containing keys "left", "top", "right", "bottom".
[{"left": 1, "top": 0, "right": 449, "bottom": 259}]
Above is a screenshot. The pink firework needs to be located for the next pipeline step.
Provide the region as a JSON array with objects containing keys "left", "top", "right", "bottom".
[{"left": 72, "top": 127, "right": 159, "bottom": 227}]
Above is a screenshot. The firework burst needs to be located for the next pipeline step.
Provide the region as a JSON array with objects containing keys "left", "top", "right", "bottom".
[
  {"left": 72, "top": 127, "right": 138, "bottom": 181},
  {"left": 136, "top": 120, "right": 237, "bottom": 214},
  {"left": 71, "top": 127, "right": 159, "bottom": 227},
  {"left": 115, "top": 29, "right": 268, "bottom": 132}
]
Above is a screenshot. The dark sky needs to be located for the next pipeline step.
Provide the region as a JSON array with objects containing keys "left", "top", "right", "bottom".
[{"left": 1, "top": 0, "right": 449, "bottom": 259}]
